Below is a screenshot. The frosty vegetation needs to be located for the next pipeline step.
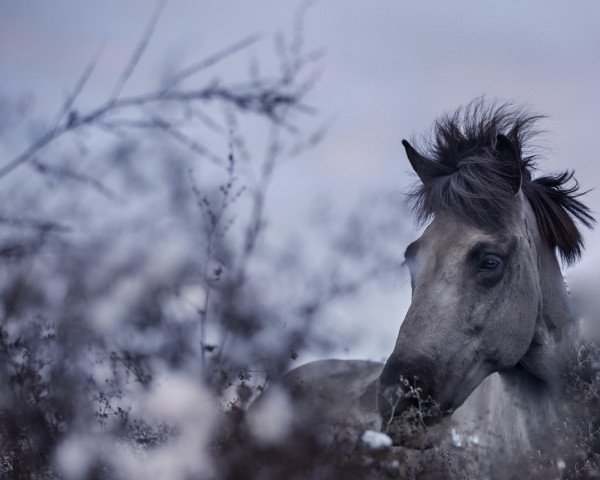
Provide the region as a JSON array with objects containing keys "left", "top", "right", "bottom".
[
  {"left": 0, "top": 5, "right": 404, "bottom": 479},
  {"left": 0, "top": 4, "right": 599, "bottom": 480}
]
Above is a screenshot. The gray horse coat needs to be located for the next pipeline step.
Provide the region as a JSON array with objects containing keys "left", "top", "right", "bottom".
[{"left": 279, "top": 101, "right": 594, "bottom": 475}]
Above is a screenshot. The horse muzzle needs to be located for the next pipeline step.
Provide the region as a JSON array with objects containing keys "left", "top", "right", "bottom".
[{"left": 376, "top": 357, "right": 453, "bottom": 448}]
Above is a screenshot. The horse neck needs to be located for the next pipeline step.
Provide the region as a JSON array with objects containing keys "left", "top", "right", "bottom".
[
  {"left": 514, "top": 238, "right": 579, "bottom": 394},
  {"left": 485, "top": 243, "right": 576, "bottom": 450},
  {"left": 455, "top": 368, "right": 555, "bottom": 452},
  {"left": 471, "top": 218, "right": 581, "bottom": 449}
]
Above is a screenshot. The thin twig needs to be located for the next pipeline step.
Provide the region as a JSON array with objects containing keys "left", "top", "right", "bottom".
[
  {"left": 233, "top": 125, "right": 281, "bottom": 287},
  {"left": 164, "top": 34, "right": 262, "bottom": 92},
  {"left": 0, "top": 215, "right": 71, "bottom": 233},
  {"left": 31, "top": 159, "right": 119, "bottom": 201},
  {"left": 110, "top": 0, "right": 168, "bottom": 101},
  {"left": 52, "top": 43, "right": 106, "bottom": 130}
]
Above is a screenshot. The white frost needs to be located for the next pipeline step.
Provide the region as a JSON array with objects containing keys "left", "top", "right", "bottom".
[
  {"left": 54, "top": 435, "right": 94, "bottom": 480},
  {"left": 451, "top": 428, "right": 463, "bottom": 447},
  {"left": 361, "top": 430, "right": 393, "bottom": 450},
  {"left": 110, "top": 374, "right": 218, "bottom": 480}
]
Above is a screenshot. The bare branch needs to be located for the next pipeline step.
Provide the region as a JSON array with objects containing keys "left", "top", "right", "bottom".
[
  {"left": 0, "top": 214, "right": 71, "bottom": 233},
  {"left": 52, "top": 43, "right": 106, "bottom": 130},
  {"left": 0, "top": 128, "right": 66, "bottom": 180},
  {"left": 110, "top": 0, "right": 168, "bottom": 101},
  {"left": 30, "top": 159, "right": 119, "bottom": 201},
  {"left": 0, "top": 4, "right": 320, "bottom": 183},
  {"left": 103, "top": 116, "right": 225, "bottom": 165},
  {"left": 0, "top": 80, "right": 311, "bottom": 180},
  {"left": 164, "top": 34, "right": 262, "bottom": 92}
]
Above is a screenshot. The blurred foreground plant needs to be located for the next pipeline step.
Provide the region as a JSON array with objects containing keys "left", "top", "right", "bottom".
[{"left": 0, "top": 3, "right": 407, "bottom": 479}]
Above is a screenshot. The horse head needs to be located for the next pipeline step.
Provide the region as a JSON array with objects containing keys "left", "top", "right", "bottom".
[{"left": 377, "top": 100, "right": 594, "bottom": 448}]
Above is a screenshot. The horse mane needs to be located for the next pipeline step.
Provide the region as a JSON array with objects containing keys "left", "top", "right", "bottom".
[{"left": 409, "top": 98, "right": 595, "bottom": 264}]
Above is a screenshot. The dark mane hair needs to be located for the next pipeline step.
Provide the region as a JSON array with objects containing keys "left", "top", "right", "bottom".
[{"left": 409, "top": 98, "right": 594, "bottom": 263}]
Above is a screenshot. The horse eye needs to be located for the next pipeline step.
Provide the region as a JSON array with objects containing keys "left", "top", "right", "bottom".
[{"left": 479, "top": 255, "right": 502, "bottom": 270}]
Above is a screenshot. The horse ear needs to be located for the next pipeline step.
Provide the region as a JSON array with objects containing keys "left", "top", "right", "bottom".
[
  {"left": 402, "top": 139, "right": 450, "bottom": 183},
  {"left": 495, "top": 134, "right": 522, "bottom": 194}
]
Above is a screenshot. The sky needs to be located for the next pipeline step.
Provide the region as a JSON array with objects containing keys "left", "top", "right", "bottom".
[{"left": 1, "top": 1, "right": 600, "bottom": 361}]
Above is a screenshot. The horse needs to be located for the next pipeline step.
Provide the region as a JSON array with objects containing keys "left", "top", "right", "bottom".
[{"left": 280, "top": 100, "right": 595, "bottom": 477}]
